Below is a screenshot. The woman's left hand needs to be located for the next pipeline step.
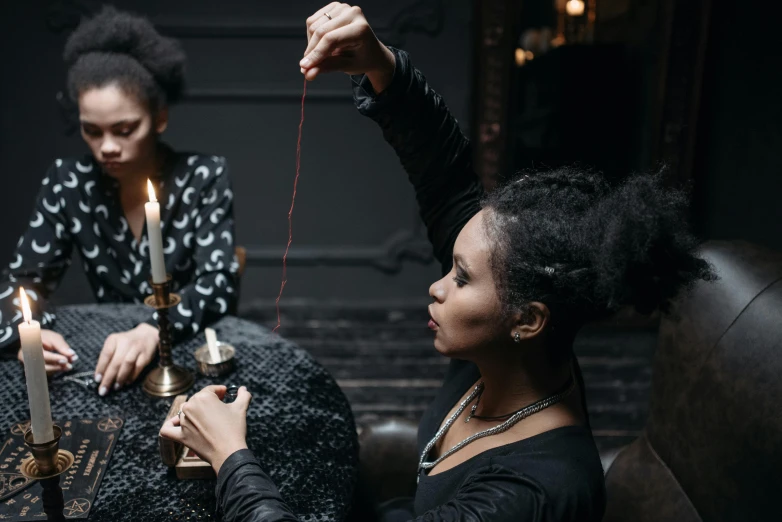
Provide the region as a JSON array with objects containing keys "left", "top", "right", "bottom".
[
  {"left": 300, "top": 3, "right": 395, "bottom": 88},
  {"left": 94, "top": 323, "right": 159, "bottom": 396},
  {"left": 159, "top": 385, "right": 251, "bottom": 474}
]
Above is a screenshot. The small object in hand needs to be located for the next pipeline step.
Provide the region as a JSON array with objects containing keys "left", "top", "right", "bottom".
[{"left": 223, "top": 385, "right": 239, "bottom": 404}]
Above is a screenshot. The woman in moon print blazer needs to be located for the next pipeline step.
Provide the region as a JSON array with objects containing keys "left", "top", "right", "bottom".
[
  {"left": 0, "top": 7, "right": 238, "bottom": 397},
  {"left": 0, "top": 152, "right": 239, "bottom": 379}
]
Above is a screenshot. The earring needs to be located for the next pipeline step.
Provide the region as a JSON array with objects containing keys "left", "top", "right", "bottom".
[{"left": 514, "top": 332, "right": 521, "bottom": 343}]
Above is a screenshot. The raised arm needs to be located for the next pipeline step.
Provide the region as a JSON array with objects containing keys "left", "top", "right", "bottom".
[
  {"left": 351, "top": 47, "right": 482, "bottom": 271},
  {"left": 300, "top": 3, "right": 482, "bottom": 272}
]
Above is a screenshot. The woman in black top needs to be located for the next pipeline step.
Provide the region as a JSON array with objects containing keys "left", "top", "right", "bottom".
[
  {"left": 0, "top": 7, "right": 239, "bottom": 397},
  {"left": 161, "top": 4, "right": 713, "bottom": 521}
]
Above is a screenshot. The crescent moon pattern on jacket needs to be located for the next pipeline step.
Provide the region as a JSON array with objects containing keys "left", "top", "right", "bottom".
[{"left": 0, "top": 152, "right": 239, "bottom": 351}]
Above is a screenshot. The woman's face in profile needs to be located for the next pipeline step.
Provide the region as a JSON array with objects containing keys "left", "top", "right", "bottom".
[
  {"left": 78, "top": 84, "right": 166, "bottom": 180},
  {"left": 428, "top": 210, "right": 511, "bottom": 358}
]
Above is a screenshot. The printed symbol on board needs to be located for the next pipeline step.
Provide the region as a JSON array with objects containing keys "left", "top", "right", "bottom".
[
  {"left": 0, "top": 472, "right": 33, "bottom": 503},
  {"left": 10, "top": 422, "right": 30, "bottom": 436},
  {"left": 97, "top": 418, "right": 123, "bottom": 433},
  {"left": 0, "top": 473, "right": 29, "bottom": 490},
  {"left": 64, "top": 498, "right": 91, "bottom": 517}
]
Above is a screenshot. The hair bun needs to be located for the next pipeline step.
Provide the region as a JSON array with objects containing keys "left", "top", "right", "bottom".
[
  {"left": 588, "top": 173, "right": 714, "bottom": 315},
  {"left": 63, "top": 6, "right": 186, "bottom": 103}
]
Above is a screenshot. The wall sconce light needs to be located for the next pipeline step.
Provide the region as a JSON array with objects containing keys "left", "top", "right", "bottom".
[
  {"left": 566, "top": 0, "right": 585, "bottom": 17},
  {"left": 517, "top": 0, "right": 596, "bottom": 67},
  {"left": 557, "top": 0, "right": 595, "bottom": 45},
  {"left": 515, "top": 48, "right": 535, "bottom": 67}
]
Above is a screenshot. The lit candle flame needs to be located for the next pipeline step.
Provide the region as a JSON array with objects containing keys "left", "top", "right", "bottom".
[
  {"left": 19, "top": 287, "right": 31, "bottom": 323},
  {"left": 147, "top": 179, "right": 157, "bottom": 203}
]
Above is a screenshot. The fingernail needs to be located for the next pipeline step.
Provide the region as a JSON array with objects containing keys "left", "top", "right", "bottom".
[
  {"left": 99, "top": 386, "right": 108, "bottom": 397},
  {"left": 114, "top": 382, "right": 121, "bottom": 391},
  {"left": 65, "top": 363, "right": 73, "bottom": 371},
  {"left": 94, "top": 374, "right": 102, "bottom": 383},
  {"left": 71, "top": 354, "right": 79, "bottom": 362},
  {"left": 59, "top": 358, "right": 68, "bottom": 365},
  {"left": 300, "top": 67, "right": 305, "bottom": 74},
  {"left": 67, "top": 349, "right": 75, "bottom": 355},
  {"left": 300, "top": 57, "right": 311, "bottom": 67}
]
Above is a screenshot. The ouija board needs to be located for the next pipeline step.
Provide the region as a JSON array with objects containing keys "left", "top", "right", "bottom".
[{"left": 0, "top": 416, "right": 123, "bottom": 520}]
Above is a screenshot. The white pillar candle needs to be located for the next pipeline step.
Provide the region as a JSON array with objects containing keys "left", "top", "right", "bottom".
[
  {"left": 18, "top": 288, "right": 54, "bottom": 444},
  {"left": 205, "top": 327, "right": 221, "bottom": 363},
  {"left": 145, "top": 180, "right": 167, "bottom": 284}
]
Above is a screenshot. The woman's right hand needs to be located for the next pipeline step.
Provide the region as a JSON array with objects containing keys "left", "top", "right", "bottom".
[
  {"left": 300, "top": 3, "right": 396, "bottom": 92},
  {"left": 159, "top": 385, "right": 252, "bottom": 475},
  {"left": 17, "top": 329, "right": 77, "bottom": 375}
]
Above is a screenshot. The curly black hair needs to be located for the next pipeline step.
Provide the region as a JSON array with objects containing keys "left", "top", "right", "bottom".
[
  {"left": 63, "top": 6, "right": 186, "bottom": 107},
  {"left": 482, "top": 168, "right": 714, "bottom": 351}
]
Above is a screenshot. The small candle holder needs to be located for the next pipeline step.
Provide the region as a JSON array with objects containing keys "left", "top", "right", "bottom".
[
  {"left": 20, "top": 426, "right": 75, "bottom": 522},
  {"left": 193, "top": 343, "right": 236, "bottom": 377},
  {"left": 142, "top": 275, "right": 195, "bottom": 397}
]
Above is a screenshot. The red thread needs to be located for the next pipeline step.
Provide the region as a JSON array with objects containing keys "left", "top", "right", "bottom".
[{"left": 274, "top": 79, "right": 307, "bottom": 333}]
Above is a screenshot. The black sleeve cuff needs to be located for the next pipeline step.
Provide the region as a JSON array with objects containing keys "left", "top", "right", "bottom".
[
  {"left": 215, "top": 448, "right": 299, "bottom": 522},
  {"left": 215, "top": 449, "right": 274, "bottom": 507},
  {"left": 217, "top": 448, "right": 259, "bottom": 485},
  {"left": 351, "top": 47, "right": 410, "bottom": 116}
]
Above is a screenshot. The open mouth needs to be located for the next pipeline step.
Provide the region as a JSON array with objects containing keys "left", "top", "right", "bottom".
[{"left": 427, "top": 305, "right": 439, "bottom": 330}]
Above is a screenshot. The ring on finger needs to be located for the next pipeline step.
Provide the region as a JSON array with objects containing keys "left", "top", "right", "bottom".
[{"left": 324, "top": 11, "right": 332, "bottom": 20}]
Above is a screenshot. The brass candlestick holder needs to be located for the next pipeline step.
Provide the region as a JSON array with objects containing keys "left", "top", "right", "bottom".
[
  {"left": 20, "top": 426, "right": 75, "bottom": 522},
  {"left": 142, "top": 276, "right": 195, "bottom": 397}
]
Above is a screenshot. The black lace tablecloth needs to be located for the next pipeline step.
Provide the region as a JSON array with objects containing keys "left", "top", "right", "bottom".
[{"left": 0, "top": 304, "right": 358, "bottom": 521}]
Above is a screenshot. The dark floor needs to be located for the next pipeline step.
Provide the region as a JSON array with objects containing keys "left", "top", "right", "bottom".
[{"left": 242, "top": 300, "right": 656, "bottom": 459}]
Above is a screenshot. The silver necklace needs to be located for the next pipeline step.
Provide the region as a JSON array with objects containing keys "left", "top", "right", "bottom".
[{"left": 417, "top": 372, "right": 575, "bottom": 481}]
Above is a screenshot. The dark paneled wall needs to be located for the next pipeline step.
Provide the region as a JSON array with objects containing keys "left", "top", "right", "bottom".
[{"left": 0, "top": 0, "right": 472, "bottom": 310}]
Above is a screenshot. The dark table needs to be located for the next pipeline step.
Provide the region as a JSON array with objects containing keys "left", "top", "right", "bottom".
[{"left": 0, "top": 304, "right": 358, "bottom": 521}]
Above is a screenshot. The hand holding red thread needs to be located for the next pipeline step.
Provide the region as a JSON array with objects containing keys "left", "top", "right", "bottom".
[{"left": 275, "top": 4, "right": 397, "bottom": 333}]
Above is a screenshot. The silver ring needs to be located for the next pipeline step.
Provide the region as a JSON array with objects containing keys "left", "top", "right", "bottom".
[
  {"left": 176, "top": 409, "right": 184, "bottom": 420},
  {"left": 324, "top": 12, "right": 332, "bottom": 20}
]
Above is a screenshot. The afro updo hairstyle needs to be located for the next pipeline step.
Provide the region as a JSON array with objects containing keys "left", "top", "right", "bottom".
[
  {"left": 481, "top": 168, "right": 714, "bottom": 360},
  {"left": 63, "top": 6, "right": 186, "bottom": 109}
]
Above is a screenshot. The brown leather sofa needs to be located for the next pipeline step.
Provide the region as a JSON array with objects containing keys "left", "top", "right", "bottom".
[
  {"left": 348, "top": 419, "right": 419, "bottom": 521},
  {"left": 604, "top": 240, "right": 782, "bottom": 521}
]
